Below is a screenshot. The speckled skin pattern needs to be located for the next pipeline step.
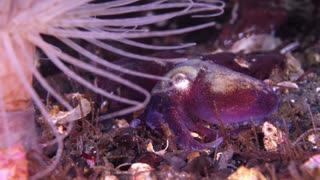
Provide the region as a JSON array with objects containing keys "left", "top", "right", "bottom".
[{"left": 141, "top": 59, "right": 279, "bottom": 150}]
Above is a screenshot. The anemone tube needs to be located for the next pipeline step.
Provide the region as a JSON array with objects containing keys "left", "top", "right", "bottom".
[{"left": 0, "top": 0, "right": 224, "bottom": 178}]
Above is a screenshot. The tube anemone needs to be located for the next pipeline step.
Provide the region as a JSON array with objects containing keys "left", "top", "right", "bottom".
[{"left": 0, "top": 0, "right": 224, "bottom": 178}]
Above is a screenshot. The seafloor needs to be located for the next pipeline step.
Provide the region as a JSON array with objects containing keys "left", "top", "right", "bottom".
[{"left": 32, "top": 1, "right": 320, "bottom": 179}]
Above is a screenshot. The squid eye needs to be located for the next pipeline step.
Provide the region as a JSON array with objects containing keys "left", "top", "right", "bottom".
[{"left": 172, "top": 73, "right": 190, "bottom": 90}]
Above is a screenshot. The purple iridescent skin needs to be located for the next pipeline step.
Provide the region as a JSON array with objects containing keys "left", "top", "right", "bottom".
[{"left": 142, "top": 59, "right": 279, "bottom": 150}]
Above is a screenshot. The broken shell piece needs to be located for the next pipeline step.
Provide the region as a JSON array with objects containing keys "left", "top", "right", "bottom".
[
  {"left": 307, "top": 133, "right": 320, "bottom": 150},
  {"left": 114, "top": 119, "right": 130, "bottom": 128},
  {"left": 277, "top": 81, "right": 299, "bottom": 89},
  {"left": 300, "top": 154, "right": 320, "bottom": 177},
  {"left": 262, "top": 121, "right": 285, "bottom": 152},
  {"left": 129, "top": 163, "right": 155, "bottom": 180},
  {"left": 129, "top": 163, "right": 153, "bottom": 173},
  {"left": 49, "top": 93, "right": 91, "bottom": 124},
  {"left": 146, "top": 140, "right": 169, "bottom": 156},
  {"left": 227, "top": 166, "right": 266, "bottom": 180},
  {"left": 308, "top": 133, "right": 320, "bottom": 145}
]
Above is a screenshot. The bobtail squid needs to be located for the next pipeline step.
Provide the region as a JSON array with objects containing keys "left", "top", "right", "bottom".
[{"left": 139, "top": 59, "right": 279, "bottom": 150}]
